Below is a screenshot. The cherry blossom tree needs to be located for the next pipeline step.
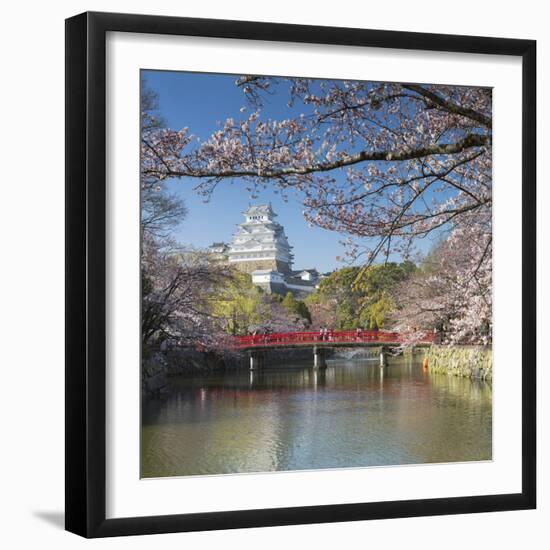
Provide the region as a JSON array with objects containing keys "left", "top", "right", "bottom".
[
  {"left": 141, "top": 82, "right": 233, "bottom": 350},
  {"left": 391, "top": 215, "right": 492, "bottom": 344},
  {"left": 141, "top": 236, "right": 234, "bottom": 350}
]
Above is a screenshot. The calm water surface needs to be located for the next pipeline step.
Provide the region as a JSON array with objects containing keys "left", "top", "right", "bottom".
[{"left": 141, "top": 356, "right": 492, "bottom": 477}]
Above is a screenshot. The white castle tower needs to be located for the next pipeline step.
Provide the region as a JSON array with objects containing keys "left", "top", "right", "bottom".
[{"left": 228, "top": 204, "right": 294, "bottom": 274}]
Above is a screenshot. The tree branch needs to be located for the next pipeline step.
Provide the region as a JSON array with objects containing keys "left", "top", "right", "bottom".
[
  {"left": 402, "top": 84, "right": 492, "bottom": 129},
  {"left": 145, "top": 133, "right": 489, "bottom": 180}
]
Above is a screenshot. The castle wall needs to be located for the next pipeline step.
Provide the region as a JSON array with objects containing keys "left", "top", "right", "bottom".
[{"left": 233, "top": 259, "right": 291, "bottom": 274}]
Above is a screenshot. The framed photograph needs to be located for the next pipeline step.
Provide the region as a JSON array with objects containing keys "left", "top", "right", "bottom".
[{"left": 65, "top": 11, "right": 536, "bottom": 537}]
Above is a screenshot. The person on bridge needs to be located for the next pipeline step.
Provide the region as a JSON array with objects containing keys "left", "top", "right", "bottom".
[{"left": 356, "top": 327, "right": 363, "bottom": 341}]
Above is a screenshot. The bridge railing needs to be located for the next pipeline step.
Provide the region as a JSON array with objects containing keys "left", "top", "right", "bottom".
[{"left": 234, "top": 330, "right": 435, "bottom": 348}]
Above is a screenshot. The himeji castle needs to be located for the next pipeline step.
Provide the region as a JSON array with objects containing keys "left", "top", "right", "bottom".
[
  {"left": 209, "top": 204, "right": 321, "bottom": 297},
  {"left": 228, "top": 204, "right": 293, "bottom": 274}
]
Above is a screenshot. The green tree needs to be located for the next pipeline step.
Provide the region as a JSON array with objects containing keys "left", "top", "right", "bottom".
[
  {"left": 359, "top": 292, "right": 396, "bottom": 330},
  {"left": 211, "top": 271, "right": 265, "bottom": 335},
  {"left": 306, "top": 262, "right": 415, "bottom": 329},
  {"left": 282, "top": 292, "right": 312, "bottom": 324}
]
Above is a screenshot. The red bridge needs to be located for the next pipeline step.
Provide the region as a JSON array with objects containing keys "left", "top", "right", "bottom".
[
  {"left": 235, "top": 329, "right": 434, "bottom": 349},
  {"left": 234, "top": 330, "right": 435, "bottom": 369}
]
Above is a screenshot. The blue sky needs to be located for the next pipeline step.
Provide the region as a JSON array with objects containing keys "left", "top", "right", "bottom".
[{"left": 142, "top": 70, "right": 440, "bottom": 272}]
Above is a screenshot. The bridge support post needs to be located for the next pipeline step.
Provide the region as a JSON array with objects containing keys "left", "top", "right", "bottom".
[
  {"left": 379, "top": 347, "right": 387, "bottom": 368},
  {"left": 313, "top": 346, "right": 327, "bottom": 369},
  {"left": 249, "top": 350, "right": 265, "bottom": 371}
]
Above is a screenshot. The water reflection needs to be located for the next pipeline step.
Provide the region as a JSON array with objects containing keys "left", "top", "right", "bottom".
[{"left": 141, "top": 356, "right": 492, "bottom": 478}]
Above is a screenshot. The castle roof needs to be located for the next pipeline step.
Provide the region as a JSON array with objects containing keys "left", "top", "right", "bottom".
[
  {"left": 291, "top": 268, "right": 319, "bottom": 275},
  {"left": 243, "top": 204, "right": 276, "bottom": 217}
]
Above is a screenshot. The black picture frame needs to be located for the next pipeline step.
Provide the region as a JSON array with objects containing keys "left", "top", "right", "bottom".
[{"left": 65, "top": 11, "right": 536, "bottom": 538}]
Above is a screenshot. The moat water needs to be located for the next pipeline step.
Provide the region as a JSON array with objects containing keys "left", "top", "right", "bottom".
[{"left": 141, "top": 356, "right": 492, "bottom": 478}]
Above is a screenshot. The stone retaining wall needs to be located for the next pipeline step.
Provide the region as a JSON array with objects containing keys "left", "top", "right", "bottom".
[
  {"left": 426, "top": 345, "right": 492, "bottom": 381},
  {"left": 142, "top": 353, "right": 169, "bottom": 395},
  {"left": 142, "top": 347, "right": 320, "bottom": 395}
]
